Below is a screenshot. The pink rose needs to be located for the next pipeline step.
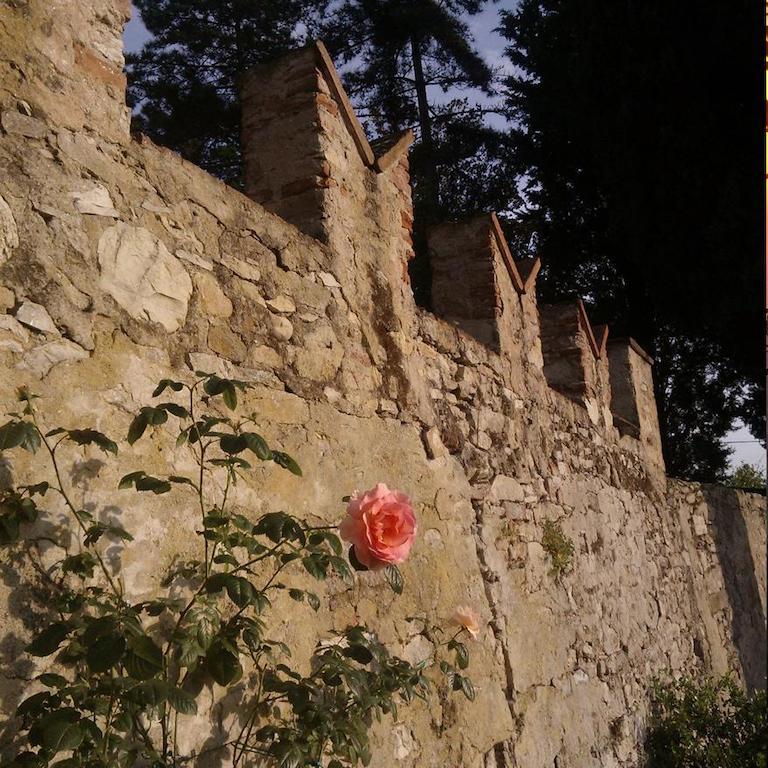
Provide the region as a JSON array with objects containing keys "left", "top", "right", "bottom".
[
  {"left": 340, "top": 482, "right": 416, "bottom": 570},
  {"left": 451, "top": 605, "right": 481, "bottom": 639}
]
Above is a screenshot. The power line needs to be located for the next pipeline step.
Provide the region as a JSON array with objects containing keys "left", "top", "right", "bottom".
[{"left": 722, "top": 440, "right": 764, "bottom": 444}]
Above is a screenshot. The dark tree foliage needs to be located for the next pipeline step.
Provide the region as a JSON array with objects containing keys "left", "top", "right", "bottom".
[
  {"left": 127, "top": 0, "right": 328, "bottom": 185},
  {"left": 500, "top": 0, "right": 763, "bottom": 480},
  {"left": 646, "top": 676, "right": 767, "bottom": 768},
  {"left": 322, "top": 0, "right": 515, "bottom": 305}
]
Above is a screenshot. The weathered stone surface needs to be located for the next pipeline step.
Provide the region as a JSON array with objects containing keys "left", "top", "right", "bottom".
[
  {"left": 72, "top": 184, "right": 120, "bottom": 217},
  {"left": 16, "top": 301, "right": 59, "bottom": 335},
  {"left": 0, "top": 194, "right": 19, "bottom": 263},
  {"left": 269, "top": 313, "right": 293, "bottom": 341},
  {"left": 97, "top": 223, "right": 192, "bottom": 332},
  {"left": 193, "top": 271, "right": 233, "bottom": 318},
  {"left": 17, "top": 339, "right": 89, "bottom": 377},
  {"left": 1, "top": 110, "right": 47, "bottom": 138},
  {"left": 266, "top": 294, "right": 296, "bottom": 314},
  {"left": 487, "top": 474, "right": 525, "bottom": 502},
  {"left": 208, "top": 324, "right": 246, "bottom": 361}
]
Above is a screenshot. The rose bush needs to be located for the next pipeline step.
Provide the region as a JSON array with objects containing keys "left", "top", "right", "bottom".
[
  {"left": 340, "top": 482, "right": 417, "bottom": 570},
  {"left": 0, "top": 376, "right": 474, "bottom": 768}
]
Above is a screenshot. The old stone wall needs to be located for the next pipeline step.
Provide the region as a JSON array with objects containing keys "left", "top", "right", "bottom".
[{"left": 0, "top": 3, "right": 765, "bottom": 766}]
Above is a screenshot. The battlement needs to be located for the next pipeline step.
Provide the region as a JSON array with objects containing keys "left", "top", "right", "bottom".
[{"left": 238, "top": 40, "right": 663, "bottom": 470}]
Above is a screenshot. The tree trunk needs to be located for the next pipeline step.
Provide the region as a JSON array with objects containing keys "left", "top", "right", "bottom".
[{"left": 410, "top": 34, "right": 439, "bottom": 220}]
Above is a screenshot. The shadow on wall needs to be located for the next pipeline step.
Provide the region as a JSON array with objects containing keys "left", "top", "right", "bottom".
[{"left": 703, "top": 486, "right": 767, "bottom": 692}]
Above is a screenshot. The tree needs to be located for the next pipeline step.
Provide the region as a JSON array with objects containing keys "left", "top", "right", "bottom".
[
  {"left": 323, "top": 0, "right": 515, "bottom": 305},
  {"left": 500, "top": 0, "right": 763, "bottom": 480},
  {"left": 726, "top": 463, "right": 766, "bottom": 491},
  {"left": 127, "top": 0, "right": 328, "bottom": 185}
]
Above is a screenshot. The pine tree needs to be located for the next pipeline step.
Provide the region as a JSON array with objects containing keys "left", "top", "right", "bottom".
[
  {"left": 323, "top": 1, "right": 515, "bottom": 305},
  {"left": 500, "top": 0, "right": 762, "bottom": 481},
  {"left": 127, "top": 0, "right": 328, "bottom": 185}
]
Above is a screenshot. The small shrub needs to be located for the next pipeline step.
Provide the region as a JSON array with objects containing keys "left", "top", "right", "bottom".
[
  {"left": 646, "top": 675, "right": 767, "bottom": 768},
  {"left": 541, "top": 519, "right": 574, "bottom": 580}
]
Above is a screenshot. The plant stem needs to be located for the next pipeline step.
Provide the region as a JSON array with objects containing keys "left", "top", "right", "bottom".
[{"left": 33, "top": 419, "right": 123, "bottom": 600}]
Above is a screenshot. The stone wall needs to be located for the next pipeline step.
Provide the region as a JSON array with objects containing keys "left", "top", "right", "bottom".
[{"left": 0, "top": 3, "right": 765, "bottom": 766}]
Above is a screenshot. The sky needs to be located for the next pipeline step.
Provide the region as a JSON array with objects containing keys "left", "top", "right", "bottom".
[{"left": 122, "top": 4, "right": 763, "bottom": 474}]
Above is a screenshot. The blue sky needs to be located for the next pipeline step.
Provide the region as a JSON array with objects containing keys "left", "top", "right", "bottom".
[{"left": 122, "top": 4, "right": 763, "bottom": 473}]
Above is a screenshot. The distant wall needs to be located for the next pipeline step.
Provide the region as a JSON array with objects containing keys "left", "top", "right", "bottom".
[{"left": 0, "top": 4, "right": 764, "bottom": 766}]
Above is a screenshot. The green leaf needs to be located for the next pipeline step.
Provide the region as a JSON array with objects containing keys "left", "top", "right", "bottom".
[
  {"left": 0, "top": 420, "right": 40, "bottom": 453},
  {"left": 448, "top": 639, "right": 469, "bottom": 670},
  {"left": 28, "top": 708, "right": 83, "bottom": 753},
  {"left": 168, "top": 475, "right": 196, "bottom": 488},
  {"left": 243, "top": 432, "right": 271, "bottom": 460},
  {"left": 65, "top": 429, "right": 117, "bottom": 455},
  {"left": 168, "top": 686, "right": 197, "bottom": 715},
  {"left": 219, "top": 434, "right": 247, "bottom": 454},
  {"left": 157, "top": 402, "right": 189, "bottom": 418},
  {"left": 302, "top": 554, "right": 328, "bottom": 581},
  {"left": 61, "top": 552, "right": 97, "bottom": 578},
  {"left": 343, "top": 645, "right": 374, "bottom": 664},
  {"left": 384, "top": 564, "right": 403, "bottom": 595},
  {"left": 16, "top": 691, "right": 54, "bottom": 717},
  {"left": 126, "top": 412, "right": 148, "bottom": 445},
  {"left": 118, "top": 471, "right": 146, "bottom": 490},
  {"left": 37, "top": 673, "right": 69, "bottom": 689},
  {"left": 306, "top": 592, "right": 321, "bottom": 611},
  {"left": 27, "top": 623, "right": 71, "bottom": 656},
  {"left": 128, "top": 679, "right": 170, "bottom": 707},
  {"left": 222, "top": 383, "right": 237, "bottom": 410},
  {"left": 187, "top": 605, "right": 220, "bottom": 651},
  {"left": 206, "top": 641, "right": 242, "bottom": 686},
  {"left": 124, "top": 635, "right": 163, "bottom": 680},
  {"left": 152, "top": 379, "right": 184, "bottom": 397},
  {"left": 86, "top": 633, "right": 126, "bottom": 673},
  {"left": 83, "top": 522, "right": 133, "bottom": 546},
  {"left": 270, "top": 451, "right": 302, "bottom": 476},
  {"left": 460, "top": 675, "right": 475, "bottom": 701},
  {"left": 288, "top": 588, "right": 304, "bottom": 603}
]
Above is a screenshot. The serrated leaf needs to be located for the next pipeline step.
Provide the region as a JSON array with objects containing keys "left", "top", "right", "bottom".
[
  {"left": 243, "top": 432, "right": 271, "bottom": 460},
  {"left": 37, "top": 673, "right": 68, "bottom": 689},
  {"left": 222, "top": 383, "right": 237, "bottom": 410},
  {"left": 306, "top": 592, "right": 321, "bottom": 611},
  {"left": 168, "top": 686, "right": 197, "bottom": 715},
  {"left": 460, "top": 675, "right": 475, "bottom": 701},
  {"left": 124, "top": 635, "right": 163, "bottom": 680},
  {"left": 384, "top": 564, "right": 403, "bottom": 594},
  {"left": 0, "top": 420, "right": 40, "bottom": 453},
  {"left": 16, "top": 691, "right": 54, "bottom": 717},
  {"left": 270, "top": 451, "right": 302, "bottom": 476}
]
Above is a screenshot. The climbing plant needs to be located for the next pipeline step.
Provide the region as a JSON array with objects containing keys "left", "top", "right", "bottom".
[{"left": 0, "top": 376, "right": 474, "bottom": 767}]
